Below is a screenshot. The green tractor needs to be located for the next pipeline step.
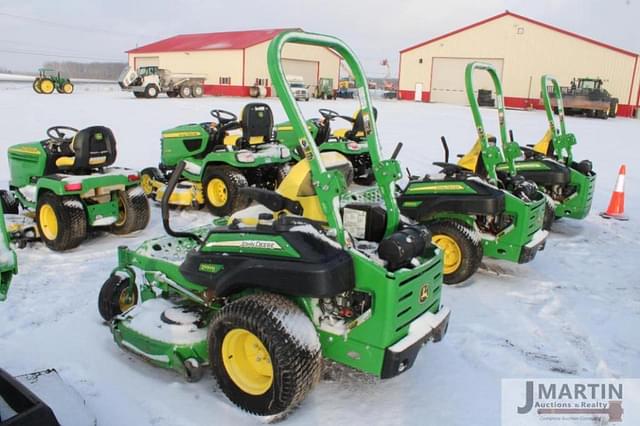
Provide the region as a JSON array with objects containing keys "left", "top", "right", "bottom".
[
  {"left": 33, "top": 68, "right": 74, "bottom": 95},
  {"left": 140, "top": 103, "right": 292, "bottom": 216},
  {"left": 98, "top": 30, "right": 449, "bottom": 417},
  {"left": 276, "top": 107, "right": 374, "bottom": 184},
  {"left": 394, "top": 62, "right": 548, "bottom": 283},
  {"left": 4, "top": 126, "right": 150, "bottom": 251},
  {"left": 0, "top": 201, "right": 18, "bottom": 301},
  {"left": 514, "top": 75, "right": 596, "bottom": 225}
]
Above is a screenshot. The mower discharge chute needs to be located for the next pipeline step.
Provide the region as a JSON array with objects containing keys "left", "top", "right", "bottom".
[
  {"left": 99, "top": 30, "right": 449, "bottom": 418},
  {"left": 513, "top": 75, "right": 596, "bottom": 223},
  {"left": 140, "top": 103, "right": 292, "bottom": 216},
  {"left": 4, "top": 126, "right": 150, "bottom": 251},
  {"left": 381, "top": 63, "right": 546, "bottom": 285},
  {"left": 276, "top": 107, "right": 374, "bottom": 184}
]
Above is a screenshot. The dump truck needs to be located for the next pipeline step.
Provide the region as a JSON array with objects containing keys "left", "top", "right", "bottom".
[
  {"left": 549, "top": 78, "right": 618, "bottom": 119},
  {"left": 118, "top": 65, "right": 206, "bottom": 99}
]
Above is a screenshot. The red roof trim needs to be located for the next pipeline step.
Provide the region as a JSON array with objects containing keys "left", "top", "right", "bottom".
[
  {"left": 400, "top": 11, "right": 638, "bottom": 58},
  {"left": 127, "top": 28, "right": 298, "bottom": 54}
]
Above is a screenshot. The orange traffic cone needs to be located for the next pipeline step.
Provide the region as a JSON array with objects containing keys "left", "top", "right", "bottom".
[{"left": 600, "top": 164, "right": 628, "bottom": 220}]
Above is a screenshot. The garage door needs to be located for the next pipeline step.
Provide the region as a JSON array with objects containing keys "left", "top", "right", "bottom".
[
  {"left": 430, "top": 57, "right": 504, "bottom": 105},
  {"left": 282, "top": 59, "right": 319, "bottom": 92},
  {"left": 133, "top": 56, "right": 160, "bottom": 69}
]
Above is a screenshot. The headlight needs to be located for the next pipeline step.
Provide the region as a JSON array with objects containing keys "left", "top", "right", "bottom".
[
  {"left": 347, "top": 142, "right": 360, "bottom": 151},
  {"left": 236, "top": 152, "right": 255, "bottom": 163},
  {"left": 280, "top": 147, "right": 291, "bottom": 158}
]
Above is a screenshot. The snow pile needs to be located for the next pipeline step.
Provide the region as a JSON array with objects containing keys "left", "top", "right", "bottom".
[{"left": 123, "top": 298, "right": 206, "bottom": 345}]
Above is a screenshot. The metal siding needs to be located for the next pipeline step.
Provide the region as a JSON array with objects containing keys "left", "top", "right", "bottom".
[
  {"left": 132, "top": 56, "right": 160, "bottom": 68},
  {"left": 399, "top": 15, "right": 636, "bottom": 111},
  {"left": 245, "top": 41, "right": 340, "bottom": 92},
  {"left": 430, "top": 57, "right": 504, "bottom": 105},
  {"left": 282, "top": 59, "right": 319, "bottom": 91},
  {"left": 147, "top": 50, "right": 244, "bottom": 85}
]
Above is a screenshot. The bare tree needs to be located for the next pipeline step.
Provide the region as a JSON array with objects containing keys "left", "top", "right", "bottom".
[{"left": 42, "top": 61, "right": 126, "bottom": 80}]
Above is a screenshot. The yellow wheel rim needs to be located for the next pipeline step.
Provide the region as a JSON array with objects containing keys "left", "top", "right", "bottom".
[
  {"left": 432, "top": 234, "right": 462, "bottom": 275},
  {"left": 40, "top": 80, "right": 54, "bottom": 94},
  {"left": 221, "top": 328, "right": 273, "bottom": 395},
  {"left": 114, "top": 192, "right": 128, "bottom": 227},
  {"left": 140, "top": 174, "right": 153, "bottom": 195},
  {"left": 207, "top": 178, "right": 228, "bottom": 207},
  {"left": 118, "top": 288, "right": 136, "bottom": 312},
  {"left": 39, "top": 204, "right": 59, "bottom": 240},
  {"left": 63, "top": 83, "right": 73, "bottom": 94}
]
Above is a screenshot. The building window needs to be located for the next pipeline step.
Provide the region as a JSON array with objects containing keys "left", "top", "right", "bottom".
[
  {"left": 219, "top": 76, "right": 231, "bottom": 85},
  {"left": 255, "top": 78, "right": 269, "bottom": 86},
  {"left": 418, "top": 58, "right": 423, "bottom": 64}
]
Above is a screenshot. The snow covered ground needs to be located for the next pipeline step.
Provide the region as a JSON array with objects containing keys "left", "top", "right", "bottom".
[{"left": 0, "top": 83, "right": 639, "bottom": 425}]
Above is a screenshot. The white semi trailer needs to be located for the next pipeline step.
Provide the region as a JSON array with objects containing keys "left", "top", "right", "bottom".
[{"left": 118, "top": 65, "right": 207, "bottom": 98}]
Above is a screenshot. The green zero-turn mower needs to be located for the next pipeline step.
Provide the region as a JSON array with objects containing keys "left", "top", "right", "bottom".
[
  {"left": 0, "top": 201, "right": 17, "bottom": 301},
  {"left": 140, "top": 103, "right": 292, "bottom": 217},
  {"left": 3, "top": 126, "right": 150, "bottom": 251},
  {"left": 398, "top": 62, "right": 548, "bottom": 275},
  {"left": 98, "top": 30, "right": 450, "bottom": 417},
  {"left": 513, "top": 75, "right": 596, "bottom": 226},
  {"left": 276, "top": 107, "right": 375, "bottom": 184}
]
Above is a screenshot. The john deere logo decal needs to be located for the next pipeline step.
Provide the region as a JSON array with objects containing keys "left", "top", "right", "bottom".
[
  {"left": 419, "top": 285, "right": 429, "bottom": 303},
  {"left": 206, "top": 240, "right": 282, "bottom": 250}
]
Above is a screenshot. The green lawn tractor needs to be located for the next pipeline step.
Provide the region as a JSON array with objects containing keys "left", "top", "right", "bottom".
[
  {"left": 98, "top": 30, "right": 449, "bottom": 418},
  {"left": 140, "top": 103, "right": 292, "bottom": 216},
  {"left": 398, "top": 62, "right": 548, "bottom": 278},
  {"left": 4, "top": 125, "right": 150, "bottom": 251},
  {"left": 33, "top": 68, "right": 74, "bottom": 95},
  {"left": 0, "top": 201, "right": 17, "bottom": 301},
  {"left": 512, "top": 75, "right": 596, "bottom": 225},
  {"left": 276, "top": 107, "right": 375, "bottom": 184}
]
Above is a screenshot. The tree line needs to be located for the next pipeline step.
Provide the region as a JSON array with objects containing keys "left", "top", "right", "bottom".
[{"left": 41, "top": 61, "right": 127, "bottom": 80}]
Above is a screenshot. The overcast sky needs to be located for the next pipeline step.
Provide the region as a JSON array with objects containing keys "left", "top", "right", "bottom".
[{"left": 1, "top": 0, "right": 638, "bottom": 77}]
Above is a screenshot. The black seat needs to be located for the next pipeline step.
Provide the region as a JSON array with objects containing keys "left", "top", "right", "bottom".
[
  {"left": 53, "top": 126, "right": 117, "bottom": 173},
  {"left": 345, "top": 107, "right": 378, "bottom": 141},
  {"left": 239, "top": 103, "right": 275, "bottom": 147}
]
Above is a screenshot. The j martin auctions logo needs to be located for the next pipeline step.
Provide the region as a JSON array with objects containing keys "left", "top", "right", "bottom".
[
  {"left": 518, "top": 380, "right": 623, "bottom": 421},
  {"left": 502, "top": 379, "right": 640, "bottom": 425}
]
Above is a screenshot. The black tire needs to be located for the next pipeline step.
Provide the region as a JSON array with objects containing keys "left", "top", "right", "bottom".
[
  {"left": 202, "top": 166, "right": 249, "bottom": 216},
  {"left": 609, "top": 99, "right": 618, "bottom": 118},
  {"left": 429, "top": 220, "right": 482, "bottom": 284},
  {"left": 167, "top": 90, "right": 178, "bottom": 98},
  {"left": 109, "top": 186, "right": 150, "bottom": 235},
  {"left": 36, "top": 192, "right": 87, "bottom": 251},
  {"left": 32, "top": 78, "right": 42, "bottom": 93},
  {"left": 543, "top": 201, "right": 555, "bottom": 231},
  {"left": 144, "top": 84, "right": 159, "bottom": 98},
  {"left": 133, "top": 91, "right": 146, "bottom": 98},
  {"left": 179, "top": 85, "right": 191, "bottom": 98},
  {"left": 191, "top": 84, "right": 204, "bottom": 97},
  {"left": 56, "top": 86, "right": 65, "bottom": 94},
  {"left": 98, "top": 274, "right": 138, "bottom": 321},
  {"left": 209, "top": 294, "right": 322, "bottom": 416}
]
